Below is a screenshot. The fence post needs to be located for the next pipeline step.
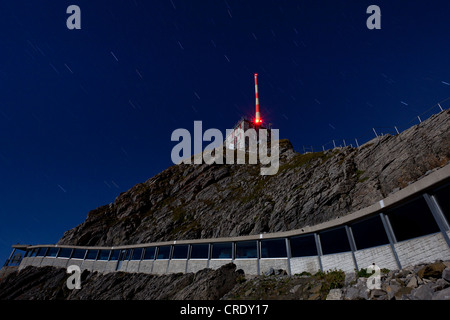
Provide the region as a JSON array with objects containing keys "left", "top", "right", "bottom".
[
  {"left": 333, "top": 140, "right": 336, "bottom": 148},
  {"left": 355, "top": 138, "right": 359, "bottom": 148},
  {"left": 372, "top": 128, "right": 378, "bottom": 138},
  {"left": 417, "top": 116, "right": 422, "bottom": 123},
  {"left": 438, "top": 103, "right": 443, "bottom": 112},
  {"left": 394, "top": 126, "right": 399, "bottom": 135}
]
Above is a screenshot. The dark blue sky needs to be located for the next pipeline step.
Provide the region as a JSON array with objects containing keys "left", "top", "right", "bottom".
[{"left": 1, "top": 0, "right": 449, "bottom": 263}]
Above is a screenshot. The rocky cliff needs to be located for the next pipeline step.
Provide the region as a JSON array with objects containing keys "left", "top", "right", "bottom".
[
  {"left": 58, "top": 109, "right": 450, "bottom": 247},
  {"left": 1, "top": 260, "right": 449, "bottom": 300}
]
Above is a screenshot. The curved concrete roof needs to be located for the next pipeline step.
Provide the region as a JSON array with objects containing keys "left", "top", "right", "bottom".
[{"left": 17, "top": 163, "right": 450, "bottom": 251}]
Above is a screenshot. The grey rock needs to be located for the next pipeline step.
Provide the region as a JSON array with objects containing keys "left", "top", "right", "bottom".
[
  {"left": 344, "top": 287, "right": 362, "bottom": 300},
  {"left": 289, "top": 284, "right": 302, "bottom": 294},
  {"left": 370, "top": 289, "right": 387, "bottom": 299},
  {"left": 264, "top": 268, "right": 275, "bottom": 276},
  {"left": 432, "top": 287, "right": 450, "bottom": 300},
  {"left": 344, "top": 272, "right": 356, "bottom": 286},
  {"left": 0, "top": 263, "right": 244, "bottom": 300},
  {"left": 406, "top": 276, "right": 418, "bottom": 288},
  {"left": 326, "top": 289, "right": 343, "bottom": 300},
  {"left": 394, "top": 287, "right": 413, "bottom": 300},
  {"left": 385, "top": 284, "right": 401, "bottom": 300},
  {"left": 442, "top": 267, "right": 450, "bottom": 282},
  {"left": 433, "top": 278, "right": 449, "bottom": 291},
  {"left": 411, "top": 283, "right": 434, "bottom": 300},
  {"left": 417, "top": 262, "right": 446, "bottom": 279}
]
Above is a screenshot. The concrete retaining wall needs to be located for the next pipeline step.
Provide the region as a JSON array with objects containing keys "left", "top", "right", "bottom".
[
  {"left": 186, "top": 260, "right": 209, "bottom": 273},
  {"left": 152, "top": 260, "right": 169, "bottom": 274},
  {"left": 354, "top": 244, "right": 398, "bottom": 270},
  {"left": 321, "top": 252, "right": 355, "bottom": 273},
  {"left": 394, "top": 232, "right": 450, "bottom": 268},
  {"left": 52, "top": 258, "right": 69, "bottom": 269},
  {"left": 12, "top": 165, "right": 450, "bottom": 278},
  {"left": 233, "top": 259, "right": 258, "bottom": 275},
  {"left": 209, "top": 259, "right": 233, "bottom": 270},
  {"left": 126, "top": 261, "right": 140, "bottom": 273},
  {"left": 39, "top": 257, "right": 54, "bottom": 267},
  {"left": 104, "top": 261, "right": 118, "bottom": 273},
  {"left": 168, "top": 260, "right": 187, "bottom": 274},
  {"left": 18, "top": 257, "right": 31, "bottom": 271},
  {"left": 81, "top": 260, "right": 95, "bottom": 272},
  {"left": 92, "top": 261, "right": 107, "bottom": 273},
  {"left": 139, "top": 261, "right": 153, "bottom": 273},
  {"left": 67, "top": 259, "right": 83, "bottom": 269},
  {"left": 259, "top": 258, "right": 288, "bottom": 275},
  {"left": 290, "top": 256, "right": 321, "bottom": 274}
]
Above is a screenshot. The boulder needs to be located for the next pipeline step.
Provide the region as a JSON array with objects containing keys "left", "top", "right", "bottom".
[
  {"left": 344, "top": 272, "right": 356, "bottom": 286},
  {"left": 411, "top": 283, "right": 434, "bottom": 300},
  {"left": 326, "top": 289, "right": 343, "bottom": 300},
  {"left": 432, "top": 287, "right": 450, "bottom": 300},
  {"left": 406, "top": 276, "right": 418, "bottom": 288},
  {"left": 344, "top": 287, "right": 361, "bottom": 300},
  {"left": 394, "top": 287, "right": 413, "bottom": 300},
  {"left": 370, "top": 289, "right": 387, "bottom": 299},
  {"left": 385, "top": 284, "right": 401, "bottom": 300},
  {"left": 442, "top": 267, "right": 450, "bottom": 282},
  {"left": 417, "top": 262, "right": 445, "bottom": 279}
]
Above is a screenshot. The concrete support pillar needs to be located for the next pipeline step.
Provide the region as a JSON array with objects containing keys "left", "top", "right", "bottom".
[
  {"left": 423, "top": 193, "right": 450, "bottom": 248},
  {"left": 380, "top": 213, "right": 402, "bottom": 269},
  {"left": 314, "top": 233, "right": 323, "bottom": 272}
]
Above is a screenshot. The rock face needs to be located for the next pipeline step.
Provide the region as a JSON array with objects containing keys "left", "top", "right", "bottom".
[
  {"left": 1, "top": 260, "right": 449, "bottom": 300},
  {"left": 58, "top": 110, "right": 450, "bottom": 247},
  {"left": 0, "top": 263, "right": 244, "bottom": 300}
]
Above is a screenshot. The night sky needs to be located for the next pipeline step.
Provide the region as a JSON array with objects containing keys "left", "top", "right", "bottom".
[{"left": 1, "top": 0, "right": 449, "bottom": 263}]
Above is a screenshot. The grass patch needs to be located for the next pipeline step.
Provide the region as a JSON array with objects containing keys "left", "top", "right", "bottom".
[
  {"left": 314, "top": 269, "right": 346, "bottom": 297},
  {"left": 356, "top": 267, "right": 391, "bottom": 278},
  {"left": 279, "top": 151, "right": 334, "bottom": 172},
  {"left": 355, "top": 169, "right": 369, "bottom": 183}
]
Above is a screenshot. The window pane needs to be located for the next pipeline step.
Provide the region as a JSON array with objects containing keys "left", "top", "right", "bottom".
[
  {"left": 131, "top": 248, "right": 143, "bottom": 260},
  {"left": 72, "top": 249, "right": 86, "bottom": 259},
  {"left": 118, "top": 250, "right": 127, "bottom": 261},
  {"left": 58, "top": 248, "right": 73, "bottom": 258},
  {"left": 236, "top": 241, "right": 257, "bottom": 259},
  {"left": 30, "top": 249, "right": 38, "bottom": 257},
  {"left": 86, "top": 249, "right": 99, "bottom": 260},
  {"left": 434, "top": 184, "right": 450, "bottom": 224},
  {"left": 172, "top": 245, "right": 189, "bottom": 259},
  {"left": 261, "top": 239, "right": 287, "bottom": 258},
  {"left": 387, "top": 196, "right": 439, "bottom": 241},
  {"left": 143, "top": 247, "right": 156, "bottom": 260},
  {"left": 47, "top": 248, "right": 59, "bottom": 257},
  {"left": 190, "top": 244, "right": 209, "bottom": 259},
  {"left": 110, "top": 250, "right": 120, "bottom": 261},
  {"left": 211, "top": 243, "right": 232, "bottom": 259},
  {"left": 290, "top": 235, "right": 317, "bottom": 257},
  {"left": 123, "top": 249, "right": 131, "bottom": 260},
  {"left": 157, "top": 246, "right": 171, "bottom": 259},
  {"left": 36, "top": 247, "right": 48, "bottom": 257},
  {"left": 98, "top": 250, "right": 110, "bottom": 261},
  {"left": 320, "top": 227, "right": 351, "bottom": 255},
  {"left": 351, "top": 215, "right": 389, "bottom": 250}
]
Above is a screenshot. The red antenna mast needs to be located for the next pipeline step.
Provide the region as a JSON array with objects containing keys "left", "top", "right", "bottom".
[{"left": 254, "top": 73, "right": 262, "bottom": 125}]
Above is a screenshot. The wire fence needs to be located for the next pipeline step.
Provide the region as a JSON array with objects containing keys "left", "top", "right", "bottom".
[{"left": 301, "top": 97, "right": 450, "bottom": 153}]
